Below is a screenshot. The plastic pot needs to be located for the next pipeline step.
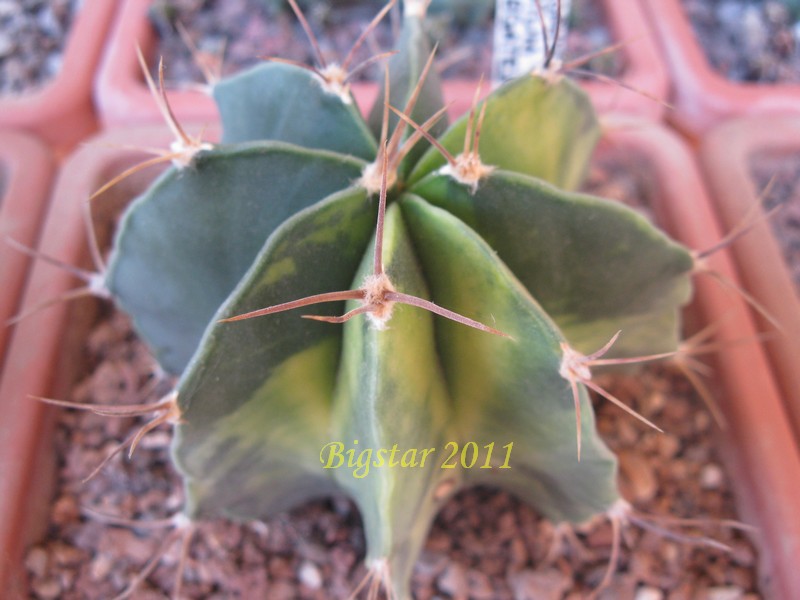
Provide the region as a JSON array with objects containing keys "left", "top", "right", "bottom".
[
  {"left": 3, "top": 120, "right": 799, "bottom": 597},
  {"left": 698, "top": 115, "right": 800, "bottom": 447},
  {"left": 95, "top": 0, "right": 669, "bottom": 127},
  {"left": 0, "top": 0, "right": 118, "bottom": 151},
  {"left": 0, "top": 125, "right": 177, "bottom": 598},
  {"left": 639, "top": 0, "right": 800, "bottom": 140},
  {"left": 0, "top": 130, "right": 56, "bottom": 375},
  {"left": 601, "top": 117, "right": 800, "bottom": 598}
]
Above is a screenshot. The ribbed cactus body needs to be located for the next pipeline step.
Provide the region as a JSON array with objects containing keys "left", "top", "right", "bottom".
[{"left": 104, "top": 8, "right": 694, "bottom": 597}]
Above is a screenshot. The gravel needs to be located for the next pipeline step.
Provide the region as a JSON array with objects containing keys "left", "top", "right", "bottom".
[
  {"left": 750, "top": 151, "right": 800, "bottom": 291},
  {"left": 23, "top": 156, "right": 763, "bottom": 597},
  {"left": 148, "top": 0, "right": 621, "bottom": 88},
  {"left": 7, "top": 2, "right": 766, "bottom": 597},
  {"left": 682, "top": 0, "right": 800, "bottom": 82},
  {"left": 0, "top": 0, "right": 81, "bottom": 95}
]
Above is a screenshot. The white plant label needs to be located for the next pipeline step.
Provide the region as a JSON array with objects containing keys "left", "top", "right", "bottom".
[{"left": 492, "top": 0, "right": 572, "bottom": 84}]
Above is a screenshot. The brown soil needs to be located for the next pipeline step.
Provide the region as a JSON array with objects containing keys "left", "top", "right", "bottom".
[
  {"left": 750, "top": 150, "right": 800, "bottom": 292},
  {"left": 23, "top": 158, "right": 762, "bottom": 598},
  {"left": 24, "top": 309, "right": 761, "bottom": 599}
]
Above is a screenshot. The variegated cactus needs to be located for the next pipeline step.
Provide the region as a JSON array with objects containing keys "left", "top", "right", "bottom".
[{"left": 93, "top": 1, "right": 696, "bottom": 597}]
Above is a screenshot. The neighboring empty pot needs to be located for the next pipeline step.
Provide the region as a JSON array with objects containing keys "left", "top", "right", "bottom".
[
  {"left": 96, "top": 0, "right": 669, "bottom": 126},
  {"left": 698, "top": 115, "right": 800, "bottom": 448},
  {"left": 639, "top": 0, "right": 800, "bottom": 139},
  {"left": 0, "top": 0, "right": 118, "bottom": 151}
]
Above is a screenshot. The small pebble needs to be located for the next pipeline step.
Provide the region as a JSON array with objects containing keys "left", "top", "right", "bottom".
[
  {"left": 619, "top": 451, "right": 658, "bottom": 502},
  {"left": 695, "top": 410, "right": 712, "bottom": 433},
  {"left": 89, "top": 553, "right": 113, "bottom": 581},
  {"left": 730, "top": 540, "right": 756, "bottom": 567},
  {"left": 416, "top": 551, "right": 449, "bottom": 576},
  {"left": 741, "top": 6, "right": 768, "bottom": 54},
  {"left": 657, "top": 434, "right": 681, "bottom": 459},
  {"left": 0, "top": 33, "right": 15, "bottom": 57},
  {"left": 509, "top": 536, "right": 528, "bottom": 565},
  {"left": 765, "top": 1, "right": 789, "bottom": 23},
  {"left": 438, "top": 563, "right": 467, "bottom": 599},
  {"left": 700, "top": 463, "right": 725, "bottom": 489},
  {"left": 635, "top": 585, "right": 664, "bottom": 600},
  {"left": 52, "top": 543, "right": 84, "bottom": 567},
  {"left": 24, "top": 546, "right": 49, "bottom": 578},
  {"left": 703, "top": 586, "right": 746, "bottom": 600},
  {"left": 298, "top": 560, "right": 322, "bottom": 590},
  {"left": 50, "top": 494, "right": 80, "bottom": 526},
  {"left": 31, "top": 577, "right": 62, "bottom": 600},
  {"left": 717, "top": 1, "right": 745, "bottom": 29},
  {"left": 465, "top": 569, "right": 494, "bottom": 599},
  {"left": 508, "top": 568, "right": 571, "bottom": 600},
  {"left": 0, "top": 0, "right": 17, "bottom": 18}
]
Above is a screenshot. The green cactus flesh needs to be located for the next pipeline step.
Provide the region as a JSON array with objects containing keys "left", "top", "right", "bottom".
[
  {"left": 408, "top": 74, "right": 600, "bottom": 191},
  {"left": 104, "top": 12, "right": 694, "bottom": 598},
  {"left": 106, "top": 144, "right": 367, "bottom": 373}
]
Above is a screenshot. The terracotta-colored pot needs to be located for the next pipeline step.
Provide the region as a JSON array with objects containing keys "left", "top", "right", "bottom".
[
  {"left": 0, "top": 130, "right": 55, "bottom": 375},
  {"left": 96, "top": 0, "right": 668, "bottom": 127},
  {"left": 4, "top": 122, "right": 799, "bottom": 597},
  {"left": 698, "top": 115, "right": 800, "bottom": 447},
  {"left": 0, "top": 126, "right": 174, "bottom": 598},
  {"left": 583, "top": 0, "right": 668, "bottom": 118},
  {"left": 0, "top": 0, "right": 118, "bottom": 152},
  {"left": 639, "top": 0, "right": 800, "bottom": 140},
  {"left": 601, "top": 117, "right": 800, "bottom": 599}
]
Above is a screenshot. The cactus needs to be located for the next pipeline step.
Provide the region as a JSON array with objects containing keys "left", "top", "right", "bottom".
[{"left": 83, "top": 1, "right": 697, "bottom": 597}]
